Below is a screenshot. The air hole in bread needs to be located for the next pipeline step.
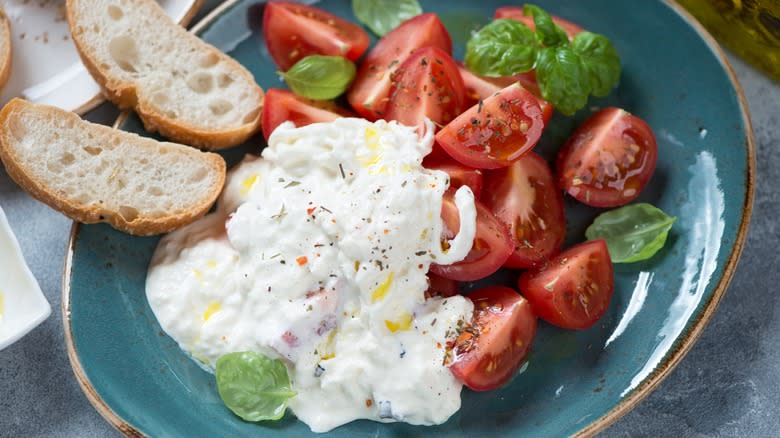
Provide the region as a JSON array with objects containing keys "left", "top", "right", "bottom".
[
  {"left": 8, "top": 118, "right": 28, "bottom": 140},
  {"left": 139, "top": 158, "right": 149, "bottom": 165},
  {"left": 148, "top": 186, "right": 163, "bottom": 196},
  {"left": 189, "top": 167, "right": 208, "bottom": 182},
  {"left": 217, "top": 73, "right": 233, "bottom": 88},
  {"left": 83, "top": 146, "right": 102, "bottom": 156},
  {"left": 115, "top": 177, "right": 126, "bottom": 189},
  {"left": 153, "top": 92, "right": 169, "bottom": 105},
  {"left": 199, "top": 53, "right": 219, "bottom": 68},
  {"left": 60, "top": 152, "right": 76, "bottom": 165},
  {"left": 107, "top": 5, "right": 123, "bottom": 20},
  {"left": 109, "top": 36, "right": 139, "bottom": 73},
  {"left": 119, "top": 206, "right": 139, "bottom": 222},
  {"left": 187, "top": 72, "right": 214, "bottom": 94},
  {"left": 47, "top": 160, "right": 62, "bottom": 173},
  {"left": 208, "top": 99, "right": 233, "bottom": 116},
  {"left": 92, "top": 25, "right": 100, "bottom": 33},
  {"left": 135, "top": 184, "right": 145, "bottom": 193}
]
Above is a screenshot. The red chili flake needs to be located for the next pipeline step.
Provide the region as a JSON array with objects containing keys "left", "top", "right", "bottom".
[
  {"left": 383, "top": 229, "right": 390, "bottom": 234},
  {"left": 307, "top": 207, "right": 316, "bottom": 215},
  {"left": 296, "top": 256, "right": 308, "bottom": 266},
  {"left": 365, "top": 399, "right": 373, "bottom": 407},
  {"left": 436, "top": 342, "right": 442, "bottom": 349}
]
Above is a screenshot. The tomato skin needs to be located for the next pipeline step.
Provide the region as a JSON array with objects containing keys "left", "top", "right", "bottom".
[
  {"left": 457, "top": 65, "right": 553, "bottom": 125},
  {"left": 430, "top": 193, "right": 513, "bottom": 282},
  {"left": 347, "top": 13, "right": 452, "bottom": 120},
  {"left": 385, "top": 47, "right": 467, "bottom": 128},
  {"left": 426, "top": 272, "right": 460, "bottom": 298},
  {"left": 483, "top": 152, "right": 566, "bottom": 269},
  {"left": 435, "top": 83, "right": 546, "bottom": 169},
  {"left": 556, "top": 107, "right": 658, "bottom": 207},
  {"left": 448, "top": 286, "right": 537, "bottom": 391},
  {"left": 423, "top": 156, "right": 483, "bottom": 200},
  {"left": 263, "top": 2, "right": 370, "bottom": 70},
  {"left": 494, "top": 7, "right": 584, "bottom": 40},
  {"left": 518, "top": 239, "right": 614, "bottom": 330},
  {"left": 261, "top": 89, "right": 353, "bottom": 140}
]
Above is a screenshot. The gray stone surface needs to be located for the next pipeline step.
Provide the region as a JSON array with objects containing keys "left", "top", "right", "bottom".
[{"left": 0, "top": 1, "right": 778, "bottom": 436}]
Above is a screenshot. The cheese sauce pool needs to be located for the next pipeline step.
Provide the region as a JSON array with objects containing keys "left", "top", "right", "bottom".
[{"left": 146, "top": 119, "right": 478, "bottom": 432}]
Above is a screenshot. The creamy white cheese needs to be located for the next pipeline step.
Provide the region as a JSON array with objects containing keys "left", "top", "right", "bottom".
[{"left": 146, "top": 119, "right": 477, "bottom": 432}]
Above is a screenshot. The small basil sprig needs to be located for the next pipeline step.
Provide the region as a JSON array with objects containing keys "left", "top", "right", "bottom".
[
  {"left": 585, "top": 203, "right": 676, "bottom": 263},
  {"left": 352, "top": 0, "right": 422, "bottom": 36},
  {"left": 465, "top": 3, "right": 621, "bottom": 115},
  {"left": 216, "top": 351, "right": 295, "bottom": 422},
  {"left": 280, "top": 55, "right": 356, "bottom": 100}
]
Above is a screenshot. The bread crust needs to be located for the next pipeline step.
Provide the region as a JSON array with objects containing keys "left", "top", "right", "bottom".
[
  {"left": 66, "top": 0, "right": 264, "bottom": 150},
  {"left": 0, "top": 98, "right": 227, "bottom": 236},
  {"left": 0, "top": 5, "right": 12, "bottom": 94}
]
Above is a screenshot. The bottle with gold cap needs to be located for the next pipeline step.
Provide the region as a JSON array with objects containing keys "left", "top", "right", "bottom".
[{"left": 677, "top": 0, "right": 780, "bottom": 81}]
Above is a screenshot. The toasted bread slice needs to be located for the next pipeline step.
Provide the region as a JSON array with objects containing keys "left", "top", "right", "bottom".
[
  {"left": 66, "top": 0, "right": 263, "bottom": 149},
  {"left": 0, "top": 5, "right": 11, "bottom": 93},
  {"left": 0, "top": 99, "right": 226, "bottom": 235}
]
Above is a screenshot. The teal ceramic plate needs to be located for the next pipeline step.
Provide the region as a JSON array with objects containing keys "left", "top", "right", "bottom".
[{"left": 63, "top": 1, "right": 754, "bottom": 436}]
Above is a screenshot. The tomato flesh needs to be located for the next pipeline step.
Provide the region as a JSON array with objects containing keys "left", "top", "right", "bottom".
[
  {"left": 430, "top": 193, "right": 513, "bottom": 282},
  {"left": 448, "top": 286, "right": 537, "bottom": 391},
  {"left": 263, "top": 2, "right": 370, "bottom": 70},
  {"left": 483, "top": 152, "right": 566, "bottom": 269},
  {"left": 347, "top": 13, "right": 452, "bottom": 120},
  {"left": 426, "top": 272, "right": 460, "bottom": 298},
  {"left": 385, "top": 47, "right": 467, "bottom": 129},
  {"left": 262, "top": 89, "right": 353, "bottom": 140},
  {"left": 423, "top": 156, "right": 483, "bottom": 200},
  {"left": 556, "top": 107, "right": 658, "bottom": 207},
  {"left": 435, "top": 83, "right": 545, "bottom": 169},
  {"left": 457, "top": 65, "right": 552, "bottom": 125},
  {"left": 518, "top": 240, "right": 614, "bottom": 329},
  {"left": 494, "top": 7, "right": 584, "bottom": 40}
]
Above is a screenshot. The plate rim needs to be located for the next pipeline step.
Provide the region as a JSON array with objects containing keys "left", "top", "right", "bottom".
[
  {"left": 61, "top": 0, "right": 757, "bottom": 436},
  {"left": 31, "top": 0, "right": 206, "bottom": 116}
]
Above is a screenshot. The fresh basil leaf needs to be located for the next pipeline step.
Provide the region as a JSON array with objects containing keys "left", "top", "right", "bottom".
[
  {"left": 465, "top": 19, "right": 538, "bottom": 77},
  {"left": 280, "top": 55, "right": 356, "bottom": 100},
  {"left": 572, "top": 31, "right": 621, "bottom": 97},
  {"left": 585, "top": 203, "right": 677, "bottom": 263},
  {"left": 535, "top": 47, "right": 590, "bottom": 116},
  {"left": 216, "top": 351, "right": 295, "bottom": 422},
  {"left": 352, "top": 0, "right": 422, "bottom": 37},
  {"left": 523, "top": 4, "right": 568, "bottom": 47}
]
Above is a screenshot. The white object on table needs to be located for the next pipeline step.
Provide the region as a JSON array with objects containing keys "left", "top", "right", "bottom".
[{"left": 0, "top": 205, "right": 51, "bottom": 350}]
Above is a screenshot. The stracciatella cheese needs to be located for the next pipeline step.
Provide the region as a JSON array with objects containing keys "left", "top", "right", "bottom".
[{"left": 146, "top": 119, "right": 477, "bottom": 432}]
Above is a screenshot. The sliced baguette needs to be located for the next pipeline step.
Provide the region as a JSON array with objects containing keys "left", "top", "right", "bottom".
[
  {"left": 66, "top": 0, "right": 263, "bottom": 149},
  {"left": 0, "top": 5, "right": 11, "bottom": 93},
  {"left": 0, "top": 98, "right": 226, "bottom": 235}
]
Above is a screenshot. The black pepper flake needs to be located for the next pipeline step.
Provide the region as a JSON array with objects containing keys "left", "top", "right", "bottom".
[
  {"left": 415, "top": 251, "right": 427, "bottom": 256},
  {"left": 339, "top": 163, "right": 346, "bottom": 179}
]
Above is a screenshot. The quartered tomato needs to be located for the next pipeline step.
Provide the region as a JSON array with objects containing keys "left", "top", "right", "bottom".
[
  {"left": 385, "top": 47, "right": 467, "bottom": 129},
  {"left": 483, "top": 152, "right": 565, "bottom": 269},
  {"left": 518, "top": 239, "right": 614, "bottom": 330},
  {"left": 347, "top": 13, "right": 452, "bottom": 120},
  {"left": 448, "top": 286, "right": 537, "bottom": 391},
  {"left": 457, "top": 65, "right": 552, "bottom": 124},
  {"left": 430, "top": 192, "right": 513, "bottom": 282},
  {"left": 495, "top": 6, "right": 585, "bottom": 40},
  {"left": 426, "top": 272, "right": 460, "bottom": 298},
  {"left": 263, "top": 2, "right": 370, "bottom": 70},
  {"left": 435, "top": 83, "right": 546, "bottom": 169},
  {"left": 556, "top": 107, "right": 657, "bottom": 207},
  {"left": 423, "top": 156, "right": 483, "bottom": 200},
  {"left": 262, "top": 89, "right": 353, "bottom": 140}
]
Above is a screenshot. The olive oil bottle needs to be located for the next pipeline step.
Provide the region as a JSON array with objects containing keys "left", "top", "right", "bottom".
[{"left": 677, "top": 0, "right": 780, "bottom": 82}]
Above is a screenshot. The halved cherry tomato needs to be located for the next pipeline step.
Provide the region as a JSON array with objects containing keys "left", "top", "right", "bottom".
[
  {"left": 430, "top": 192, "right": 513, "bottom": 282},
  {"left": 262, "top": 89, "right": 353, "bottom": 140},
  {"left": 556, "top": 107, "right": 658, "bottom": 207},
  {"left": 385, "top": 47, "right": 467, "bottom": 128},
  {"left": 263, "top": 2, "right": 370, "bottom": 70},
  {"left": 483, "top": 152, "right": 565, "bottom": 269},
  {"left": 518, "top": 239, "right": 614, "bottom": 330},
  {"left": 347, "top": 13, "right": 452, "bottom": 120},
  {"left": 423, "top": 156, "right": 483, "bottom": 200},
  {"left": 495, "top": 7, "right": 584, "bottom": 40},
  {"left": 426, "top": 272, "right": 460, "bottom": 298},
  {"left": 435, "top": 83, "right": 545, "bottom": 169},
  {"left": 448, "top": 286, "right": 537, "bottom": 391},
  {"left": 457, "top": 65, "right": 552, "bottom": 124}
]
